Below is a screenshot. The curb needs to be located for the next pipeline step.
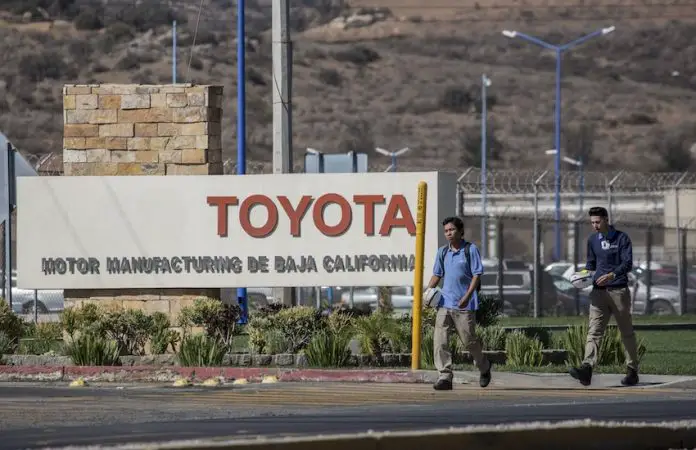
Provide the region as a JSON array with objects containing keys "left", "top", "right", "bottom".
[
  {"left": 0, "top": 365, "right": 438, "bottom": 384},
  {"left": 1, "top": 365, "right": 695, "bottom": 388}
]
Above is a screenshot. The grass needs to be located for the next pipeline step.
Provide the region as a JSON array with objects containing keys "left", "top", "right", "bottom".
[{"left": 499, "top": 315, "right": 696, "bottom": 327}]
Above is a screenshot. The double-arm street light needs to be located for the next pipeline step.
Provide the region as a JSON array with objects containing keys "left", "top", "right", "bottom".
[
  {"left": 376, "top": 147, "right": 410, "bottom": 172},
  {"left": 502, "top": 26, "right": 615, "bottom": 261}
]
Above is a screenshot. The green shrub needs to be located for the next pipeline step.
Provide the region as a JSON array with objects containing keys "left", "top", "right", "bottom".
[
  {"left": 0, "top": 331, "right": 14, "bottom": 357},
  {"left": 505, "top": 330, "right": 544, "bottom": 367},
  {"left": 149, "top": 312, "right": 180, "bottom": 355},
  {"left": 64, "top": 333, "right": 120, "bottom": 366},
  {"left": 19, "top": 322, "right": 62, "bottom": 355},
  {"left": 270, "top": 306, "right": 323, "bottom": 353},
  {"left": 102, "top": 308, "right": 154, "bottom": 356},
  {"left": 390, "top": 314, "right": 413, "bottom": 353},
  {"left": 60, "top": 303, "right": 105, "bottom": 341},
  {"left": 178, "top": 298, "right": 242, "bottom": 350},
  {"left": 177, "top": 333, "right": 227, "bottom": 367},
  {"left": 353, "top": 312, "right": 400, "bottom": 362},
  {"left": 246, "top": 306, "right": 323, "bottom": 354},
  {"left": 303, "top": 316, "right": 354, "bottom": 368},
  {"left": 477, "top": 325, "right": 507, "bottom": 351},
  {"left": 520, "top": 327, "right": 553, "bottom": 349},
  {"left": 256, "top": 303, "right": 289, "bottom": 317},
  {"left": 246, "top": 316, "right": 271, "bottom": 354},
  {"left": 0, "top": 300, "right": 24, "bottom": 351}
]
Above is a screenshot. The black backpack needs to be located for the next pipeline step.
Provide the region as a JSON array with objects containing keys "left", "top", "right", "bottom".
[{"left": 436, "top": 241, "right": 481, "bottom": 293}]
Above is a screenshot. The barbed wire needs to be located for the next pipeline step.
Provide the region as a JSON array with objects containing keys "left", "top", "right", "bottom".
[
  {"left": 26, "top": 151, "right": 696, "bottom": 194},
  {"left": 458, "top": 168, "right": 696, "bottom": 195}
]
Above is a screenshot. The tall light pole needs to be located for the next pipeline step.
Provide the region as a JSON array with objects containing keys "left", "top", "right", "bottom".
[
  {"left": 502, "top": 26, "right": 615, "bottom": 261},
  {"left": 480, "top": 74, "right": 491, "bottom": 258},
  {"left": 375, "top": 147, "right": 410, "bottom": 172}
]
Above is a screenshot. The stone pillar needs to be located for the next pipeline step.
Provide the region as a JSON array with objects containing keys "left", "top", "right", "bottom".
[{"left": 61, "top": 83, "right": 224, "bottom": 319}]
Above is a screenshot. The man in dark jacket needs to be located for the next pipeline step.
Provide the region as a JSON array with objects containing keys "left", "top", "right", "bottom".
[{"left": 569, "top": 206, "right": 640, "bottom": 387}]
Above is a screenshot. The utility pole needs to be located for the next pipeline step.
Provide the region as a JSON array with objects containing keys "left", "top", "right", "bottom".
[
  {"left": 236, "top": 0, "right": 248, "bottom": 323},
  {"left": 272, "top": 0, "right": 295, "bottom": 306}
]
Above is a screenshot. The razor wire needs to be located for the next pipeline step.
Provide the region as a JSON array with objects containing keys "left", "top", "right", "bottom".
[{"left": 457, "top": 168, "right": 696, "bottom": 195}]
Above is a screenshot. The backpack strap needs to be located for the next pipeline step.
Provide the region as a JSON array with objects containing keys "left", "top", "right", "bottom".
[
  {"left": 437, "top": 245, "right": 448, "bottom": 275},
  {"left": 463, "top": 241, "right": 471, "bottom": 267},
  {"left": 463, "top": 241, "right": 482, "bottom": 292}
]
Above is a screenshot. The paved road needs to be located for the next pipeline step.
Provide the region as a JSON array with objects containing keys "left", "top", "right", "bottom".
[{"left": 2, "top": 382, "right": 696, "bottom": 449}]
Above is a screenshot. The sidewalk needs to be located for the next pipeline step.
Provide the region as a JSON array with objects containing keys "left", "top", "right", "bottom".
[{"left": 0, "top": 364, "right": 694, "bottom": 389}]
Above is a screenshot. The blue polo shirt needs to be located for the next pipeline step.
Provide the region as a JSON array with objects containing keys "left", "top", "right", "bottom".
[
  {"left": 433, "top": 240, "right": 484, "bottom": 311},
  {"left": 585, "top": 226, "right": 633, "bottom": 288}
]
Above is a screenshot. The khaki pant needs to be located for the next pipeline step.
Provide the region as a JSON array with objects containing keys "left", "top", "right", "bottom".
[
  {"left": 583, "top": 287, "right": 639, "bottom": 370},
  {"left": 434, "top": 308, "right": 490, "bottom": 381}
]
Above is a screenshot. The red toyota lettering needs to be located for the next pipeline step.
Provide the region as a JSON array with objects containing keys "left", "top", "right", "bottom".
[
  {"left": 239, "top": 195, "right": 278, "bottom": 238},
  {"left": 379, "top": 195, "right": 416, "bottom": 236},
  {"left": 206, "top": 196, "right": 238, "bottom": 237},
  {"left": 353, "top": 194, "right": 385, "bottom": 236},
  {"left": 278, "top": 195, "right": 313, "bottom": 237},
  {"left": 313, "top": 193, "right": 352, "bottom": 237},
  {"left": 207, "top": 193, "right": 416, "bottom": 237}
]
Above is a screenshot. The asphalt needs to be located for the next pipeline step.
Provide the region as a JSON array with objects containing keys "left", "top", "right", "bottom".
[{"left": 2, "top": 381, "right": 696, "bottom": 449}]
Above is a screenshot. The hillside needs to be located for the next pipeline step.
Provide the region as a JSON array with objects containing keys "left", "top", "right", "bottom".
[{"left": 1, "top": 0, "right": 696, "bottom": 173}]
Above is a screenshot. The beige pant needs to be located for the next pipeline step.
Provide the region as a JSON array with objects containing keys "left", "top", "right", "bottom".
[
  {"left": 434, "top": 308, "right": 489, "bottom": 381},
  {"left": 583, "top": 287, "right": 639, "bottom": 370}
]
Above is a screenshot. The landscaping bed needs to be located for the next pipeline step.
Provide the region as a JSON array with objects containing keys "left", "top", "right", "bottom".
[{"left": 1, "top": 295, "right": 657, "bottom": 373}]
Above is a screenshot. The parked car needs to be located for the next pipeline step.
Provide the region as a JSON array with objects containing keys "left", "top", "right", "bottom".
[
  {"left": 479, "top": 269, "right": 568, "bottom": 316},
  {"left": 545, "top": 261, "right": 576, "bottom": 278},
  {"left": 629, "top": 270, "right": 696, "bottom": 315},
  {"left": 339, "top": 286, "right": 414, "bottom": 314}
]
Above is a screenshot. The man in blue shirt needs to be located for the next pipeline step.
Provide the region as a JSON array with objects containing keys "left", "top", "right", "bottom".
[
  {"left": 569, "top": 206, "right": 640, "bottom": 387},
  {"left": 426, "top": 216, "right": 492, "bottom": 391}
]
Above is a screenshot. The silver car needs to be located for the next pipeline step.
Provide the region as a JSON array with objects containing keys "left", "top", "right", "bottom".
[{"left": 629, "top": 271, "right": 696, "bottom": 315}]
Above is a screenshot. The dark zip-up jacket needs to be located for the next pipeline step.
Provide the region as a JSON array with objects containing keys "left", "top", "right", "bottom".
[{"left": 585, "top": 226, "right": 633, "bottom": 288}]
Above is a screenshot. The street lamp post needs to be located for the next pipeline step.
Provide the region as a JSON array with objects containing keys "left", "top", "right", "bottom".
[
  {"left": 502, "top": 26, "right": 615, "bottom": 261},
  {"left": 375, "top": 147, "right": 410, "bottom": 172},
  {"left": 480, "top": 74, "right": 492, "bottom": 258}
]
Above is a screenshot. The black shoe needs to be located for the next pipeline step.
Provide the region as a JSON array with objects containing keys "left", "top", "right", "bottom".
[
  {"left": 621, "top": 367, "right": 639, "bottom": 386},
  {"left": 433, "top": 379, "right": 453, "bottom": 391},
  {"left": 480, "top": 361, "right": 493, "bottom": 388},
  {"left": 569, "top": 364, "right": 593, "bottom": 386}
]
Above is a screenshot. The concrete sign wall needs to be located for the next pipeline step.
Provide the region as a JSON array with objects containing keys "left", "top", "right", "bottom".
[{"left": 17, "top": 171, "right": 455, "bottom": 289}]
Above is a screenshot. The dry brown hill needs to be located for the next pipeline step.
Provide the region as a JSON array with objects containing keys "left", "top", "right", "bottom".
[{"left": 1, "top": 0, "right": 695, "bottom": 173}]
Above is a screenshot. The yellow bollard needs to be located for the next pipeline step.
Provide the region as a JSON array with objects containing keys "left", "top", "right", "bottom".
[{"left": 411, "top": 181, "right": 427, "bottom": 370}]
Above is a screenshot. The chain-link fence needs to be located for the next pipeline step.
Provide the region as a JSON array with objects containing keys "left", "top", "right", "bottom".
[{"left": 455, "top": 168, "right": 696, "bottom": 317}]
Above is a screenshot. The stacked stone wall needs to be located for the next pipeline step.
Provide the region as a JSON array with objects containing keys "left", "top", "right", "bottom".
[{"left": 61, "top": 83, "right": 224, "bottom": 320}]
